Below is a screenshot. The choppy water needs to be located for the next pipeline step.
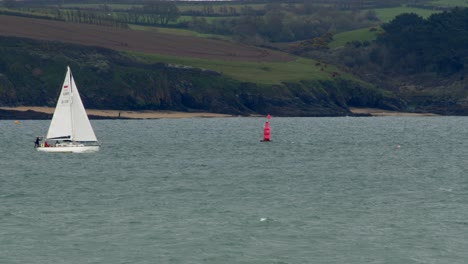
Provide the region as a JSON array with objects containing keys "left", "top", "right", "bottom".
[{"left": 1, "top": 117, "right": 468, "bottom": 264}]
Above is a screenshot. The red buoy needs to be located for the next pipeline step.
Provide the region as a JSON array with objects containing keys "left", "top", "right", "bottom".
[
  {"left": 262, "top": 115, "right": 271, "bottom": 142},
  {"left": 263, "top": 121, "right": 270, "bottom": 141}
]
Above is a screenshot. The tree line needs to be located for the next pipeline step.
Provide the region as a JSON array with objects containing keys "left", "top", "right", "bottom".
[
  {"left": 377, "top": 8, "right": 468, "bottom": 75},
  {"left": 188, "top": 5, "right": 379, "bottom": 43}
]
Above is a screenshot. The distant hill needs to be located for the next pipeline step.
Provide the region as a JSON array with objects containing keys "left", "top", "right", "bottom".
[
  {"left": 0, "top": 8, "right": 410, "bottom": 117},
  {"left": 0, "top": 34, "right": 401, "bottom": 117}
]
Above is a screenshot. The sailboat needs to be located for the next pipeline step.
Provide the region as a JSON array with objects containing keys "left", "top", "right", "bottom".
[
  {"left": 261, "top": 114, "right": 271, "bottom": 142},
  {"left": 36, "top": 66, "right": 99, "bottom": 153}
]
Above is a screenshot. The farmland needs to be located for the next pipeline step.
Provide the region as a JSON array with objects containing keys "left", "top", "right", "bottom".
[
  {"left": 0, "top": 15, "right": 343, "bottom": 85},
  {"left": 374, "top": 6, "right": 440, "bottom": 22},
  {"left": 0, "top": 15, "right": 290, "bottom": 63}
]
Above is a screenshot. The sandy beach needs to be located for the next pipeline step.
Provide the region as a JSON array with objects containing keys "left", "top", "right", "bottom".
[
  {"left": 350, "top": 107, "right": 438, "bottom": 117},
  {"left": 1, "top": 106, "right": 438, "bottom": 118},
  {"left": 0, "top": 106, "right": 234, "bottom": 119}
]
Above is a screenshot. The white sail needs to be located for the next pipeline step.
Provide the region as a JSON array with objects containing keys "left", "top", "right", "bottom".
[
  {"left": 69, "top": 70, "right": 97, "bottom": 141},
  {"left": 46, "top": 66, "right": 97, "bottom": 142}
]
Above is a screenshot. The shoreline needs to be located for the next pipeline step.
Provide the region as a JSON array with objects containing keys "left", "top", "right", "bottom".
[
  {"left": 0, "top": 106, "right": 439, "bottom": 119},
  {"left": 349, "top": 107, "right": 438, "bottom": 117},
  {"left": 0, "top": 107, "right": 235, "bottom": 119}
]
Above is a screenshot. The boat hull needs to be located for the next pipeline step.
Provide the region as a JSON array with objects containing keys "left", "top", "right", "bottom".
[{"left": 37, "top": 145, "right": 99, "bottom": 153}]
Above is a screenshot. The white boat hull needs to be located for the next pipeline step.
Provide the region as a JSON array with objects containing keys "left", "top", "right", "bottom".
[{"left": 37, "top": 145, "right": 99, "bottom": 153}]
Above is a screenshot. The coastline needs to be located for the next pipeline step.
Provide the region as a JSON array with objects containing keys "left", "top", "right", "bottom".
[
  {"left": 0, "top": 107, "right": 234, "bottom": 119},
  {"left": 349, "top": 107, "right": 438, "bottom": 117},
  {"left": 0, "top": 106, "right": 439, "bottom": 119}
]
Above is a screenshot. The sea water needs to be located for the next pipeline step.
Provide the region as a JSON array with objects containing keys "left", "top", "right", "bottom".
[{"left": 1, "top": 117, "right": 467, "bottom": 264}]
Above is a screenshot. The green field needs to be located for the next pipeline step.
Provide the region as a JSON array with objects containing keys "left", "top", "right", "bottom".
[
  {"left": 128, "top": 24, "right": 231, "bottom": 40},
  {"left": 130, "top": 15, "right": 228, "bottom": 26},
  {"left": 176, "top": 15, "right": 227, "bottom": 23},
  {"left": 0, "top": 7, "right": 56, "bottom": 18},
  {"left": 177, "top": 3, "right": 267, "bottom": 13},
  {"left": 59, "top": 2, "right": 267, "bottom": 14},
  {"left": 129, "top": 24, "right": 195, "bottom": 36},
  {"left": 374, "top": 6, "right": 440, "bottom": 22},
  {"left": 430, "top": 0, "right": 468, "bottom": 7},
  {"left": 329, "top": 27, "right": 382, "bottom": 48},
  {"left": 60, "top": 4, "right": 140, "bottom": 9},
  {"left": 124, "top": 52, "right": 346, "bottom": 85}
]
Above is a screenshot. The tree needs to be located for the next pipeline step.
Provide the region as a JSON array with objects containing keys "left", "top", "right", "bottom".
[
  {"left": 234, "top": 16, "right": 261, "bottom": 42},
  {"left": 375, "top": 9, "right": 468, "bottom": 75},
  {"left": 261, "top": 10, "right": 286, "bottom": 41},
  {"left": 144, "top": 1, "right": 179, "bottom": 26},
  {"left": 2, "top": 0, "right": 18, "bottom": 8}
]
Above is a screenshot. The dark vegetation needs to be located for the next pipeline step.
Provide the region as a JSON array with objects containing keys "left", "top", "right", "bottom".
[
  {"left": 335, "top": 9, "right": 468, "bottom": 76},
  {"left": 328, "top": 8, "right": 468, "bottom": 114}
]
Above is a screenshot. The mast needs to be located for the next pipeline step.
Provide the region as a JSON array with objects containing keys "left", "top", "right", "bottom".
[{"left": 69, "top": 66, "right": 75, "bottom": 141}]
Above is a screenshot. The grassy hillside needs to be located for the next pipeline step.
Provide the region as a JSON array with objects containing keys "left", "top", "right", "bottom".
[
  {"left": 329, "top": 27, "right": 382, "bottom": 48},
  {"left": 374, "top": 6, "right": 441, "bottom": 22},
  {"left": 128, "top": 24, "right": 232, "bottom": 40},
  {"left": 125, "top": 52, "right": 347, "bottom": 85},
  {"left": 0, "top": 36, "right": 400, "bottom": 116}
]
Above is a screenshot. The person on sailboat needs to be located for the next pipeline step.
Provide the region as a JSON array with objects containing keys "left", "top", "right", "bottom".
[
  {"left": 34, "top": 137, "right": 40, "bottom": 148},
  {"left": 44, "top": 141, "right": 49, "bottom": 147}
]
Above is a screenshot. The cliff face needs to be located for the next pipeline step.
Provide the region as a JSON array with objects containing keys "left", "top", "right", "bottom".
[
  {"left": 159, "top": 77, "right": 403, "bottom": 116},
  {"left": 0, "top": 37, "right": 401, "bottom": 117}
]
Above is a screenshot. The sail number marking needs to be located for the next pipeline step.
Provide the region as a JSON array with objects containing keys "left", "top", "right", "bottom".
[{"left": 61, "top": 91, "right": 70, "bottom": 104}]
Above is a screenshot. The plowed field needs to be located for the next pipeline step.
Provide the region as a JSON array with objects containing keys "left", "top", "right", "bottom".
[{"left": 0, "top": 15, "right": 292, "bottom": 62}]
